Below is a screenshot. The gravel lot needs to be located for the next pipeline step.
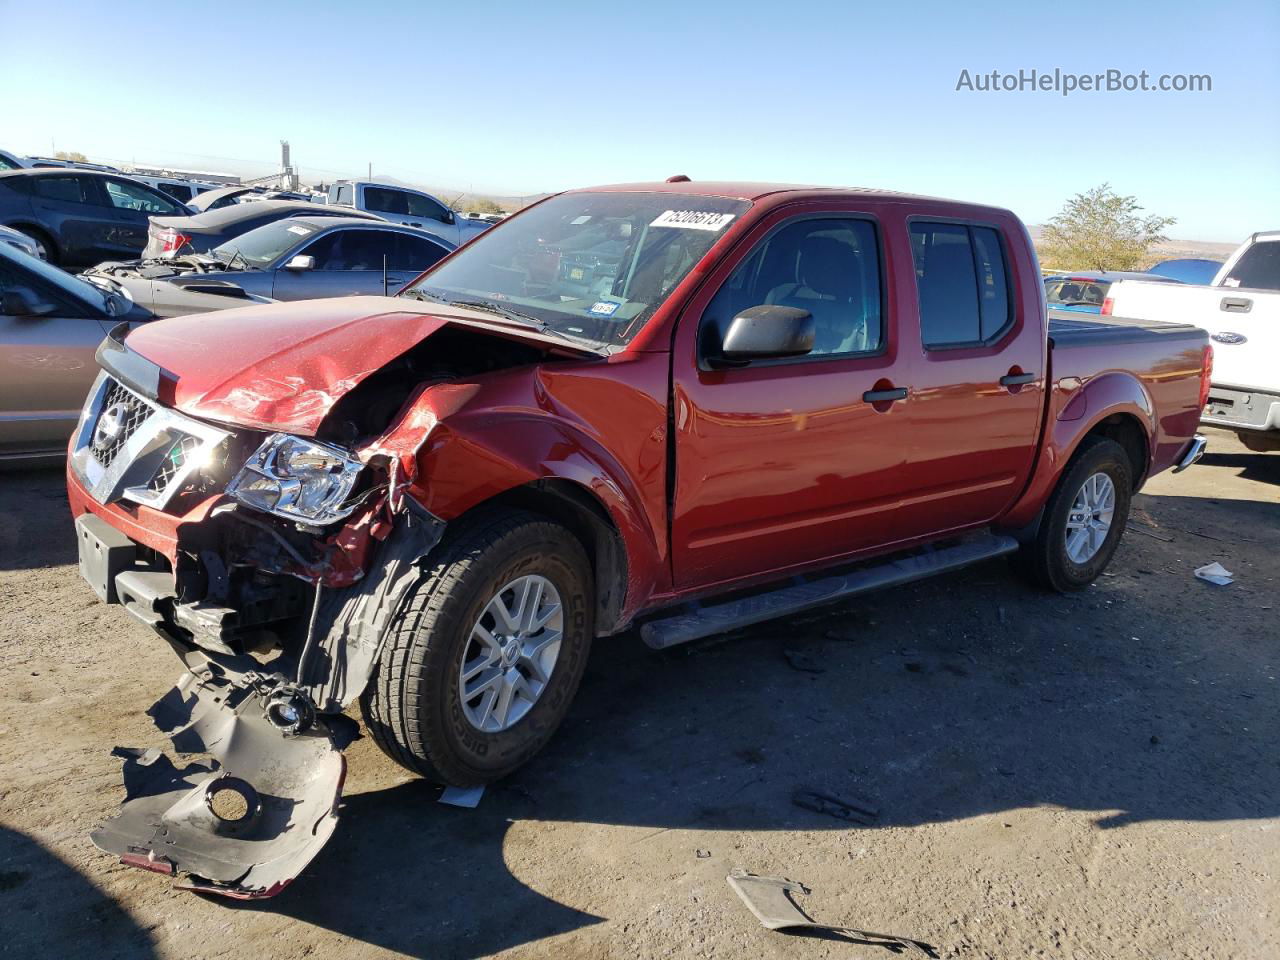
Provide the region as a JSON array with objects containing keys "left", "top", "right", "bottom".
[{"left": 1, "top": 426, "right": 1275, "bottom": 960}]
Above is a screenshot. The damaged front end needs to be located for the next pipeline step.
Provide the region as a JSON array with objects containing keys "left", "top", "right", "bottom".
[{"left": 69, "top": 328, "right": 456, "bottom": 898}]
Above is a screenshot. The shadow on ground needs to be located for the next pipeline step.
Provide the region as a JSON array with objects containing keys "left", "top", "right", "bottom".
[
  {"left": 238, "top": 488, "right": 1277, "bottom": 958},
  {"left": 0, "top": 466, "right": 74, "bottom": 571},
  {"left": 0, "top": 826, "right": 156, "bottom": 958}
]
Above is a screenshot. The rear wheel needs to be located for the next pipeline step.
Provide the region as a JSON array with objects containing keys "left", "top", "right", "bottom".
[
  {"left": 360, "top": 511, "right": 594, "bottom": 786},
  {"left": 1015, "top": 436, "right": 1133, "bottom": 592}
]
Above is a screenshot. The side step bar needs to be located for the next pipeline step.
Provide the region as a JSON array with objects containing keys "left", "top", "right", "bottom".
[{"left": 639, "top": 534, "right": 1019, "bottom": 650}]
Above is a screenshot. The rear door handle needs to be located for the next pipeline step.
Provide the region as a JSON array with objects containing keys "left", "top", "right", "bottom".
[
  {"left": 1000, "top": 372, "right": 1037, "bottom": 386},
  {"left": 862, "top": 387, "right": 908, "bottom": 403}
]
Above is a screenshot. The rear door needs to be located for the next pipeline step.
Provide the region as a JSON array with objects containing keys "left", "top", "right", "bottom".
[
  {"left": 271, "top": 227, "right": 399, "bottom": 300},
  {"left": 0, "top": 255, "right": 111, "bottom": 457},
  {"left": 670, "top": 203, "right": 912, "bottom": 589},
  {"left": 28, "top": 174, "right": 117, "bottom": 265},
  {"left": 891, "top": 217, "right": 1046, "bottom": 540},
  {"left": 101, "top": 177, "right": 187, "bottom": 258}
]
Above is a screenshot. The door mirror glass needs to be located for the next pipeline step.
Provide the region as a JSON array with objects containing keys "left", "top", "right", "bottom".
[
  {"left": 284, "top": 254, "right": 316, "bottom": 272},
  {"left": 1, "top": 287, "right": 57, "bottom": 317},
  {"left": 715, "top": 305, "right": 814, "bottom": 365}
]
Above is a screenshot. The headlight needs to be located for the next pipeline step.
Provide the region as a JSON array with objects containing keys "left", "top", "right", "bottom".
[{"left": 226, "top": 434, "right": 364, "bottom": 525}]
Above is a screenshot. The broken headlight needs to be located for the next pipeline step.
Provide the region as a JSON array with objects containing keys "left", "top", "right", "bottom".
[{"left": 226, "top": 434, "right": 364, "bottom": 526}]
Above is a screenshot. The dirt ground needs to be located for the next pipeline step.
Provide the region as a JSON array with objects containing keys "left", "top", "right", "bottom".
[{"left": 0, "top": 426, "right": 1275, "bottom": 960}]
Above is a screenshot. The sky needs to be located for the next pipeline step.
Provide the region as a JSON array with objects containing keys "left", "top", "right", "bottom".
[{"left": 3, "top": 0, "right": 1277, "bottom": 242}]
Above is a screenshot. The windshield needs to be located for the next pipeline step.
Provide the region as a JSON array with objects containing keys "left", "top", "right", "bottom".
[
  {"left": 1044, "top": 277, "right": 1108, "bottom": 306},
  {"left": 0, "top": 242, "right": 111, "bottom": 311},
  {"left": 402, "top": 191, "right": 750, "bottom": 349},
  {"left": 212, "top": 219, "right": 319, "bottom": 267}
]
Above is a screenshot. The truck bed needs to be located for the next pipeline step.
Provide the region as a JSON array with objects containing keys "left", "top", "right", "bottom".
[{"left": 1047, "top": 309, "right": 1204, "bottom": 347}]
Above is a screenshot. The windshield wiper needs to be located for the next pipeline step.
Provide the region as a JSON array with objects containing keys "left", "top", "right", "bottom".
[
  {"left": 223, "top": 248, "right": 250, "bottom": 271},
  {"left": 449, "top": 299, "right": 546, "bottom": 327},
  {"left": 401, "top": 288, "right": 450, "bottom": 303}
]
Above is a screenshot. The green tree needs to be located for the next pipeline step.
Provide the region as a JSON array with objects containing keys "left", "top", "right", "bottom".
[
  {"left": 1040, "top": 184, "right": 1175, "bottom": 271},
  {"left": 55, "top": 150, "right": 88, "bottom": 162}
]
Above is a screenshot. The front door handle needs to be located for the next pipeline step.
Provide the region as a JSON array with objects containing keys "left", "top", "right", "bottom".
[
  {"left": 1220, "top": 297, "right": 1252, "bottom": 314},
  {"left": 1000, "top": 372, "right": 1037, "bottom": 386},
  {"left": 862, "top": 387, "right": 908, "bottom": 403}
]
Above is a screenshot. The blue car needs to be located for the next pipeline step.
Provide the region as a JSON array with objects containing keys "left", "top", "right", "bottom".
[
  {"left": 1043, "top": 270, "right": 1181, "bottom": 313},
  {"left": 1146, "top": 258, "right": 1224, "bottom": 285}
]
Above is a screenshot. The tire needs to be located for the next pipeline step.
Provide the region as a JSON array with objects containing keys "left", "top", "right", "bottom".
[
  {"left": 1014, "top": 436, "right": 1133, "bottom": 592},
  {"left": 361, "top": 510, "right": 594, "bottom": 786},
  {"left": 12, "top": 226, "right": 57, "bottom": 264}
]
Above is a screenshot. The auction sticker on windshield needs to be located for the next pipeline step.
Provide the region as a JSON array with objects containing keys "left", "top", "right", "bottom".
[{"left": 650, "top": 210, "right": 736, "bottom": 231}]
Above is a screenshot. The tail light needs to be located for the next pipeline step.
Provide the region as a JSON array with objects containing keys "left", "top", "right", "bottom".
[
  {"left": 1100, "top": 297, "right": 1114, "bottom": 316},
  {"left": 152, "top": 226, "right": 190, "bottom": 257},
  {"left": 1199, "top": 344, "right": 1214, "bottom": 409}
]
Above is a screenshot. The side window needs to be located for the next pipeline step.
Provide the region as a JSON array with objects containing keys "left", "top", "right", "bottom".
[
  {"left": 391, "top": 233, "right": 448, "bottom": 271},
  {"left": 301, "top": 230, "right": 392, "bottom": 270},
  {"left": 33, "top": 175, "right": 92, "bottom": 204},
  {"left": 405, "top": 192, "right": 449, "bottom": 221},
  {"left": 103, "top": 179, "right": 181, "bottom": 214},
  {"left": 910, "top": 221, "right": 1012, "bottom": 348},
  {"left": 158, "top": 183, "right": 193, "bottom": 203},
  {"left": 702, "top": 217, "right": 883, "bottom": 359},
  {"left": 363, "top": 187, "right": 408, "bottom": 216},
  {"left": 1221, "top": 241, "right": 1280, "bottom": 292},
  {"left": 334, "top": 184, "right": 353, "bottom": 206}
]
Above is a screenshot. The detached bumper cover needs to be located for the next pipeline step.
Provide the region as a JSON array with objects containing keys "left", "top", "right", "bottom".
[{"left": 91, "top": 666, "right": 345, "bottom": 899}]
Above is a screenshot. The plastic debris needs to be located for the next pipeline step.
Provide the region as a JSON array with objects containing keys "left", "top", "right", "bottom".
[{"left": 1193, "top": 562, "right": 1234, "bottom": 586}]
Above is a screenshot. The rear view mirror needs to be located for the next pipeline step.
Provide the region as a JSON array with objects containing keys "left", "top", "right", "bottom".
[
  {"left": 284, "top": 254, "right": 315, "bottom": 271},
  {"left": 713, "top": 305, "right": 814, "bottom": 366},
  {"left": 1, "top": 287, "right": 56, "bottom": 318}
]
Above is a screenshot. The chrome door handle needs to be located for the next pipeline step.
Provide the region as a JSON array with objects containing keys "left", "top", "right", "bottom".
[
  {"left": 999, "top": 372, "right": 1037, "bottom": 386},
  {"left": 862, "top": 387, "right": 908, "bottom": 403}
]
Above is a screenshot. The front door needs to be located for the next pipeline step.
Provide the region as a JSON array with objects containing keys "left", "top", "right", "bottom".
[
  {"left": 670, "top": 208, "right": 912, "bottom": 590},
  {"left": 271, "top": 228, "right": 400, "bottom": 300},
  {"left": 0, "top": 259, "right": 111, "bottom": 457}
]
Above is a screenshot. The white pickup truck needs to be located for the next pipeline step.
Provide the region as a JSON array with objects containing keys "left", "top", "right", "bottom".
[{"left": 1104, "top": 231, "right": 1280, "bottom": 451}]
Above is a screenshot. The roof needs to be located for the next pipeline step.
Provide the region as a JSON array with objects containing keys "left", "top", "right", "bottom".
[
  {"left": 0, "top": 167, "right": 120, "bottom": 180},
  {"left": 161, "top": 200, "right": 381, "bottom": 228},
  {"left": 569, "top": 180, "right": 982, "bottom": 207}
]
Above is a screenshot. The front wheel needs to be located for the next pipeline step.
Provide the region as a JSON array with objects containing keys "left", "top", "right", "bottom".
[
  {"left": 1014, "top": 436, "right": 1133, "bottom": 592},
  {"left": 361, "top": 511, "right": 594, "bottom": 786}
]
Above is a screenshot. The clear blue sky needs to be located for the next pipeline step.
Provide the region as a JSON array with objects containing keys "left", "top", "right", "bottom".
[{"left": 4, "top": 0, "right": 1277, "bottom": 241}]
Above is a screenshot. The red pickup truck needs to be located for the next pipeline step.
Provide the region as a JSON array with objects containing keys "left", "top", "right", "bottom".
[{"left": 67, "top": 181, "right": 1210, "bottom": 897}]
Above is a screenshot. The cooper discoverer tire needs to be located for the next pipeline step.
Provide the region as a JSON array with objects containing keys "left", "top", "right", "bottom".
[
  {"left": 360, "top": 510, "right": 593, "bottom": 786},
  {"left": 1014, "top": 435, "right": 1133, "bottom": 592}
]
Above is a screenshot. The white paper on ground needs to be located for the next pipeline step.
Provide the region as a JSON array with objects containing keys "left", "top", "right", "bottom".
[
  {"left": 439, "top": 784, "right": 486, "bottom": 808},
  {"left": 1194, "top": 562, "right": 1234, "bottom": 586}
]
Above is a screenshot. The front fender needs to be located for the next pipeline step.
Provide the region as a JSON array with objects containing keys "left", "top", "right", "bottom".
[{"left": 1000, "top": 371, "right": 1155, "bottom": 530}]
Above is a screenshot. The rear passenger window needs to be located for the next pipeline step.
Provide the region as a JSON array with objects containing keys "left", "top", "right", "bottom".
[
  {"left": 34, "top": 175, "right": 91, "bottom": 204},
  {"left": 364, "top": 187, "right": 409, "bottom": 216},
  {"left": 702, "top": 217, "right": 883, "bottom": 359},
  {"left": 910, "top": 222, "right": 1012, "bottom": 348}
]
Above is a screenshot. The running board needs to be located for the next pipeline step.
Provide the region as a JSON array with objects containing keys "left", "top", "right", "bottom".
[{"left": 640, "top": 534, "right": 1019, "bottom": 650}]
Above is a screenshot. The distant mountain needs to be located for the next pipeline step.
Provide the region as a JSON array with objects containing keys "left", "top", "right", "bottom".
[{"left": 1027, "top": 224, "right": 1239, "bottom": 264}]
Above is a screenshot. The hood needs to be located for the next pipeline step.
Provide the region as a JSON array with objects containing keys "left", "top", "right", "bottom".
[
  {"left": 121, "top": 296, "right": 594, "bottom": 435},
  {"left": 124, "top": 297, "right": 449, "bottom": 433}
]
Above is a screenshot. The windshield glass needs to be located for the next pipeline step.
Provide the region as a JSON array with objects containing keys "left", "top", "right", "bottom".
[
  {"left": 1044, "top": 277, "right": 1108, "bottom": 306},
  {"left": 212, "top": 219, "right": 318, "bottom": 267},
  {"left": 0, "top": 242, "right": 109, "bottom": 311},
  {"left": 402, "top": 191, "right": 750, "bottom": 348}
]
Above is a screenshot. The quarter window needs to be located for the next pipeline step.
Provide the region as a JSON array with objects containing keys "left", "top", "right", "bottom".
[
  {"left": 702, "top": 217, "right": 883, "bottom": 359},
  {"left": 910, "top": 222, "right": 1012, "bottom": 348}
]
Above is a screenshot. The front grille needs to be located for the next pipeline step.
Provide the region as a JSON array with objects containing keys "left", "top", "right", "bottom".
[
  {"left": 71, "top": 374, "right": 232, "bottom": 510},
  {"left": 147, "top": 433, "right": 201, "bottom": 493},
  {"left": 91, "top": 379, "right": 155, "bottom": 468}
]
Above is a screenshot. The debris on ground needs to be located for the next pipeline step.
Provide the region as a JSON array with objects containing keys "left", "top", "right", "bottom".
[
  {"left": 696, "top": 848, "right": 711, "bottom": 859},
  {"left": 1193, "top": 562, "right": 1235, "bottom": 586},
  {"left": 726, "top": 869, "right": 933, "bottom": 956},
  {"left": 792, "top": 789, "right": 879, "bottom": 825},
  {"left": 439, "top": 785, "right": 486, "bottom": 808},
  {"left": 783, "top": 644, "right": 827, "bottom": 673}
]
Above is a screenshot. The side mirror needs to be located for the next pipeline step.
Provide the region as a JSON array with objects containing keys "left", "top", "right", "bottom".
[
  {"left": 284, "top": 254, "right": 315, "bottom": 272},
  {"left": 712, "top": 305, "right": 814, "bottom": 366},
  {"left": 1, "top": 287, "right": 56, "bottom": 318},
  {"left": 438, "top": 211, "right": 455, "bottom": 225}
]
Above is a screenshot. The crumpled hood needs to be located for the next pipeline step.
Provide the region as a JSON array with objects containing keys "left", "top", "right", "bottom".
[{"left": 124, "top": 296, "right": 451, "bottom": 434}]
